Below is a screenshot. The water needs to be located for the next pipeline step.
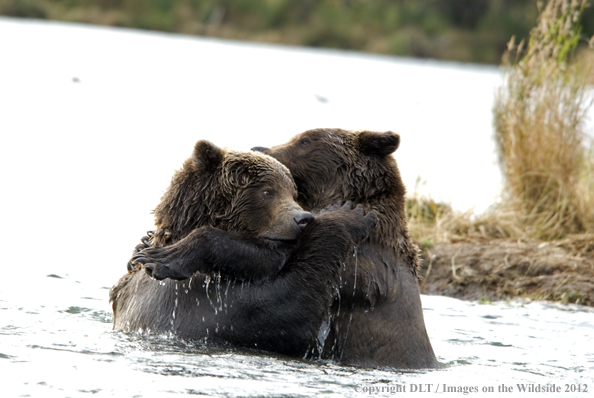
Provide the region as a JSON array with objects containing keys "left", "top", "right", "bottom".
[
  {"left": 1, "top": 18, "right": 593, "bottom": 397},
  {"left": 2, "top": 273, "right": 592, "bottom": 397}
]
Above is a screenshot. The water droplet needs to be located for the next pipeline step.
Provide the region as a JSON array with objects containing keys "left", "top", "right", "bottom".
[
  {"left": 352, "top": 246, "right": 358, "bottom": 293},
  {"left": 316, "top": 317, "right": 331, "bottom": 359},
  {"left": 171, "top": 297, "right": 178, "bottom": 326},
  {"left": 223, "top": 279, "right": 231, "bottom": 312},
  {"left": 215, "top": 273, "right": 223, "bottom": 313},
  {"left": 204, "top": 276, "right": 217, "bottom": 314}
]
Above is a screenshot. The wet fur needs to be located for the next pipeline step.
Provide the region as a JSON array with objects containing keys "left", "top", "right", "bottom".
[{"left": 110, "top": 141, "right": 378, "bottom": 358}]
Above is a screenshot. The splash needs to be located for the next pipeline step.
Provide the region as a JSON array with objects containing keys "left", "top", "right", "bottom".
[
  {"left": 204, "top": 275, "right": 217, "bottom": 315},
  {"left": 214, "top": 273, "right": 223, "bottom": 313},
  {"left": 335, "top": 245, "right": 360, "bottom": 359},
  {"left": 171, "top": 283, "right": 179, "bottom": 327},
  {"left": 224, "top": 279, "right": 231, "bottom": 312},
  {"left": 352, "top": 245, "right": 358, "bottom": 292},
  {"left": 315, "top": 316, "right": 331, "bottom": 360}
]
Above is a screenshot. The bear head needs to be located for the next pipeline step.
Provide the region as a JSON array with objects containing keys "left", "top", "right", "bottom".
[
  {"left": 151, "top": 140, "right": 313, "bottom": 247},
  {"left": 252, "top": 128, "right": 404, "bottom": 211}
]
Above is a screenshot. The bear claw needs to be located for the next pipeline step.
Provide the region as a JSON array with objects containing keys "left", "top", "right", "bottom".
[
  {"left": 144, "top": 263, "right": 156, "bottom": 277},
  {"left": 133, "top": 256, "right": 149, "bottom": 265},
  {"left": 365, "top": 211, "right": 379, "bottom": 229}
]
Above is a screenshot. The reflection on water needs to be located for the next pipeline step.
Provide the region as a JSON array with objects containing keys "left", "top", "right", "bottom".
[{"left": 1, "top": 273, "right": 592, "bottom": 397}]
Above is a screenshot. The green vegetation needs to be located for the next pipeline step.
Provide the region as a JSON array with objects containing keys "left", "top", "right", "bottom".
[{"left": 1, "top": 0, "right": 593, "bottom": 64}]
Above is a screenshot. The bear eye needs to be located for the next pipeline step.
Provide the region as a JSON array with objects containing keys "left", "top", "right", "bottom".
[
  {"left": 299, "top": 138, "right": 311, "bottom": 147},
  {"left": 262, "top": 189, "right": 274, "bottom": 198}
]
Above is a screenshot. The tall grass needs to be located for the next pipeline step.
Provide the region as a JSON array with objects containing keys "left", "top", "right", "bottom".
[
  {"left": 407, "top": 0, "right": 594, "bottom": 246},
  {"left": 493, "top": 0, "right": 594, "bottom": 240}
]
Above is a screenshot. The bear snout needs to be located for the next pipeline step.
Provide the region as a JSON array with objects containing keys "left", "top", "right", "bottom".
[
  {"left": 293, "top": 211, "right": 314, "bottom": 231},
  {"left": 251, "top": 146, "right": 269, "bottom": 154}
]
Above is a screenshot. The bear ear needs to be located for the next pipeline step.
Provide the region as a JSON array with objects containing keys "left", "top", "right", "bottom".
[
  {"left": 358, "top": 131, "right": 400, "bottom": 157},
  {"left": 192, "top": 140, "right": 224, "bottom": 171}
]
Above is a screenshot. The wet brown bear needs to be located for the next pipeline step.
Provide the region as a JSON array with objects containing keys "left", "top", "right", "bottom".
[
  {"left": 110, "top": 140, "right": 377, "bottom": 357},
  {"left": 252, "top": 128, "right": 440, "bottom": 369}
]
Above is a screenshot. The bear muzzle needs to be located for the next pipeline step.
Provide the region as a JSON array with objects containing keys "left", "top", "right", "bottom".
[
  {"left": 261, "top": 209, "right": 315, "bottom": 241},
  {"left": 293, "top": 211, "right": 314, "bottom": 231}
]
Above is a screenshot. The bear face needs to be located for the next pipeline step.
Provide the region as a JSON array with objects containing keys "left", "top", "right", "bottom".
[
  {"left": 252, "top": 129, "right": 409, "bottom": 253},
  {"left": 151, "top": 140, "right": 313, "bottom": 248}
]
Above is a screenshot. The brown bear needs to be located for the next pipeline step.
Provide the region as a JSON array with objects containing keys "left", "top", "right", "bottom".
[
  {"left": 252, "top": 128, "right": 440, "bottom": 369},
  {"left": 110, "top": 140, "right": 377, "bottom": 358}
]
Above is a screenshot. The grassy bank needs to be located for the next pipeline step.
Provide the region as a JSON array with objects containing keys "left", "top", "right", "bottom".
[
  {"left": 407, "top": 0, "right": 594, "bottom": 306},
  {"left": 409, "top": 0, "right": 594, "bottom": 245}
]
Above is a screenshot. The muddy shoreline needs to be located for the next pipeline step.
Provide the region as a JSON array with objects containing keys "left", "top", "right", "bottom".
[{"left": 417, "top": 237, "right": 594, "bottom": 307}]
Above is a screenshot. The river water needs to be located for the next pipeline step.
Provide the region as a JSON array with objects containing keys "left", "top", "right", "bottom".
[
  {"left": 1, "top": 272, "right": 592, "bottom": 397},
  {"left": 0, "top": 17, "right": 593, "bottom": 397}
]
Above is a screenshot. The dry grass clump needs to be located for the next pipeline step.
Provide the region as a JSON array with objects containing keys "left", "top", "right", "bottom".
[
  {"left": 406, "top": 197, "right": 525, "bottom": 245},
  {"left": 578, "top": 45, "right": 594, "bottom": 84},
  {"left": 493, "top": 0, "right": 594, "bottom": 240}
]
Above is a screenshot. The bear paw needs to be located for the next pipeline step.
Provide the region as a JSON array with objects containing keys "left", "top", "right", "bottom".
[
  {"left": 127, "top": 231, "right": 155, "bottom": 272},
  {"left": 347, "top": 204, "right": 378, "bottom": 244},
  {"left": 320, "top": 201, "right": 378, "bottom": 244},
  {"left": 132, "top": 248, "right": 192, "bottom": 281}
]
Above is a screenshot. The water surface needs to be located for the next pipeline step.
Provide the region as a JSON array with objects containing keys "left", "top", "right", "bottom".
[{"left": 1, "top": 273, "right": 592, "bottom": 397}]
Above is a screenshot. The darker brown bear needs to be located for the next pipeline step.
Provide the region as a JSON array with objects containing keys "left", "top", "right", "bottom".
[
  {"left": 253, "top": 128, "right": 440, "bottom": 369},
  {"left": 110, "top": 140, "right": 377, "bottom": 358}
]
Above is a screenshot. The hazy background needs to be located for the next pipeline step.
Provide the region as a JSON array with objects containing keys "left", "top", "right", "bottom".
[{"left": 2, "top": 0, "right": 594, "bottom": 65}]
